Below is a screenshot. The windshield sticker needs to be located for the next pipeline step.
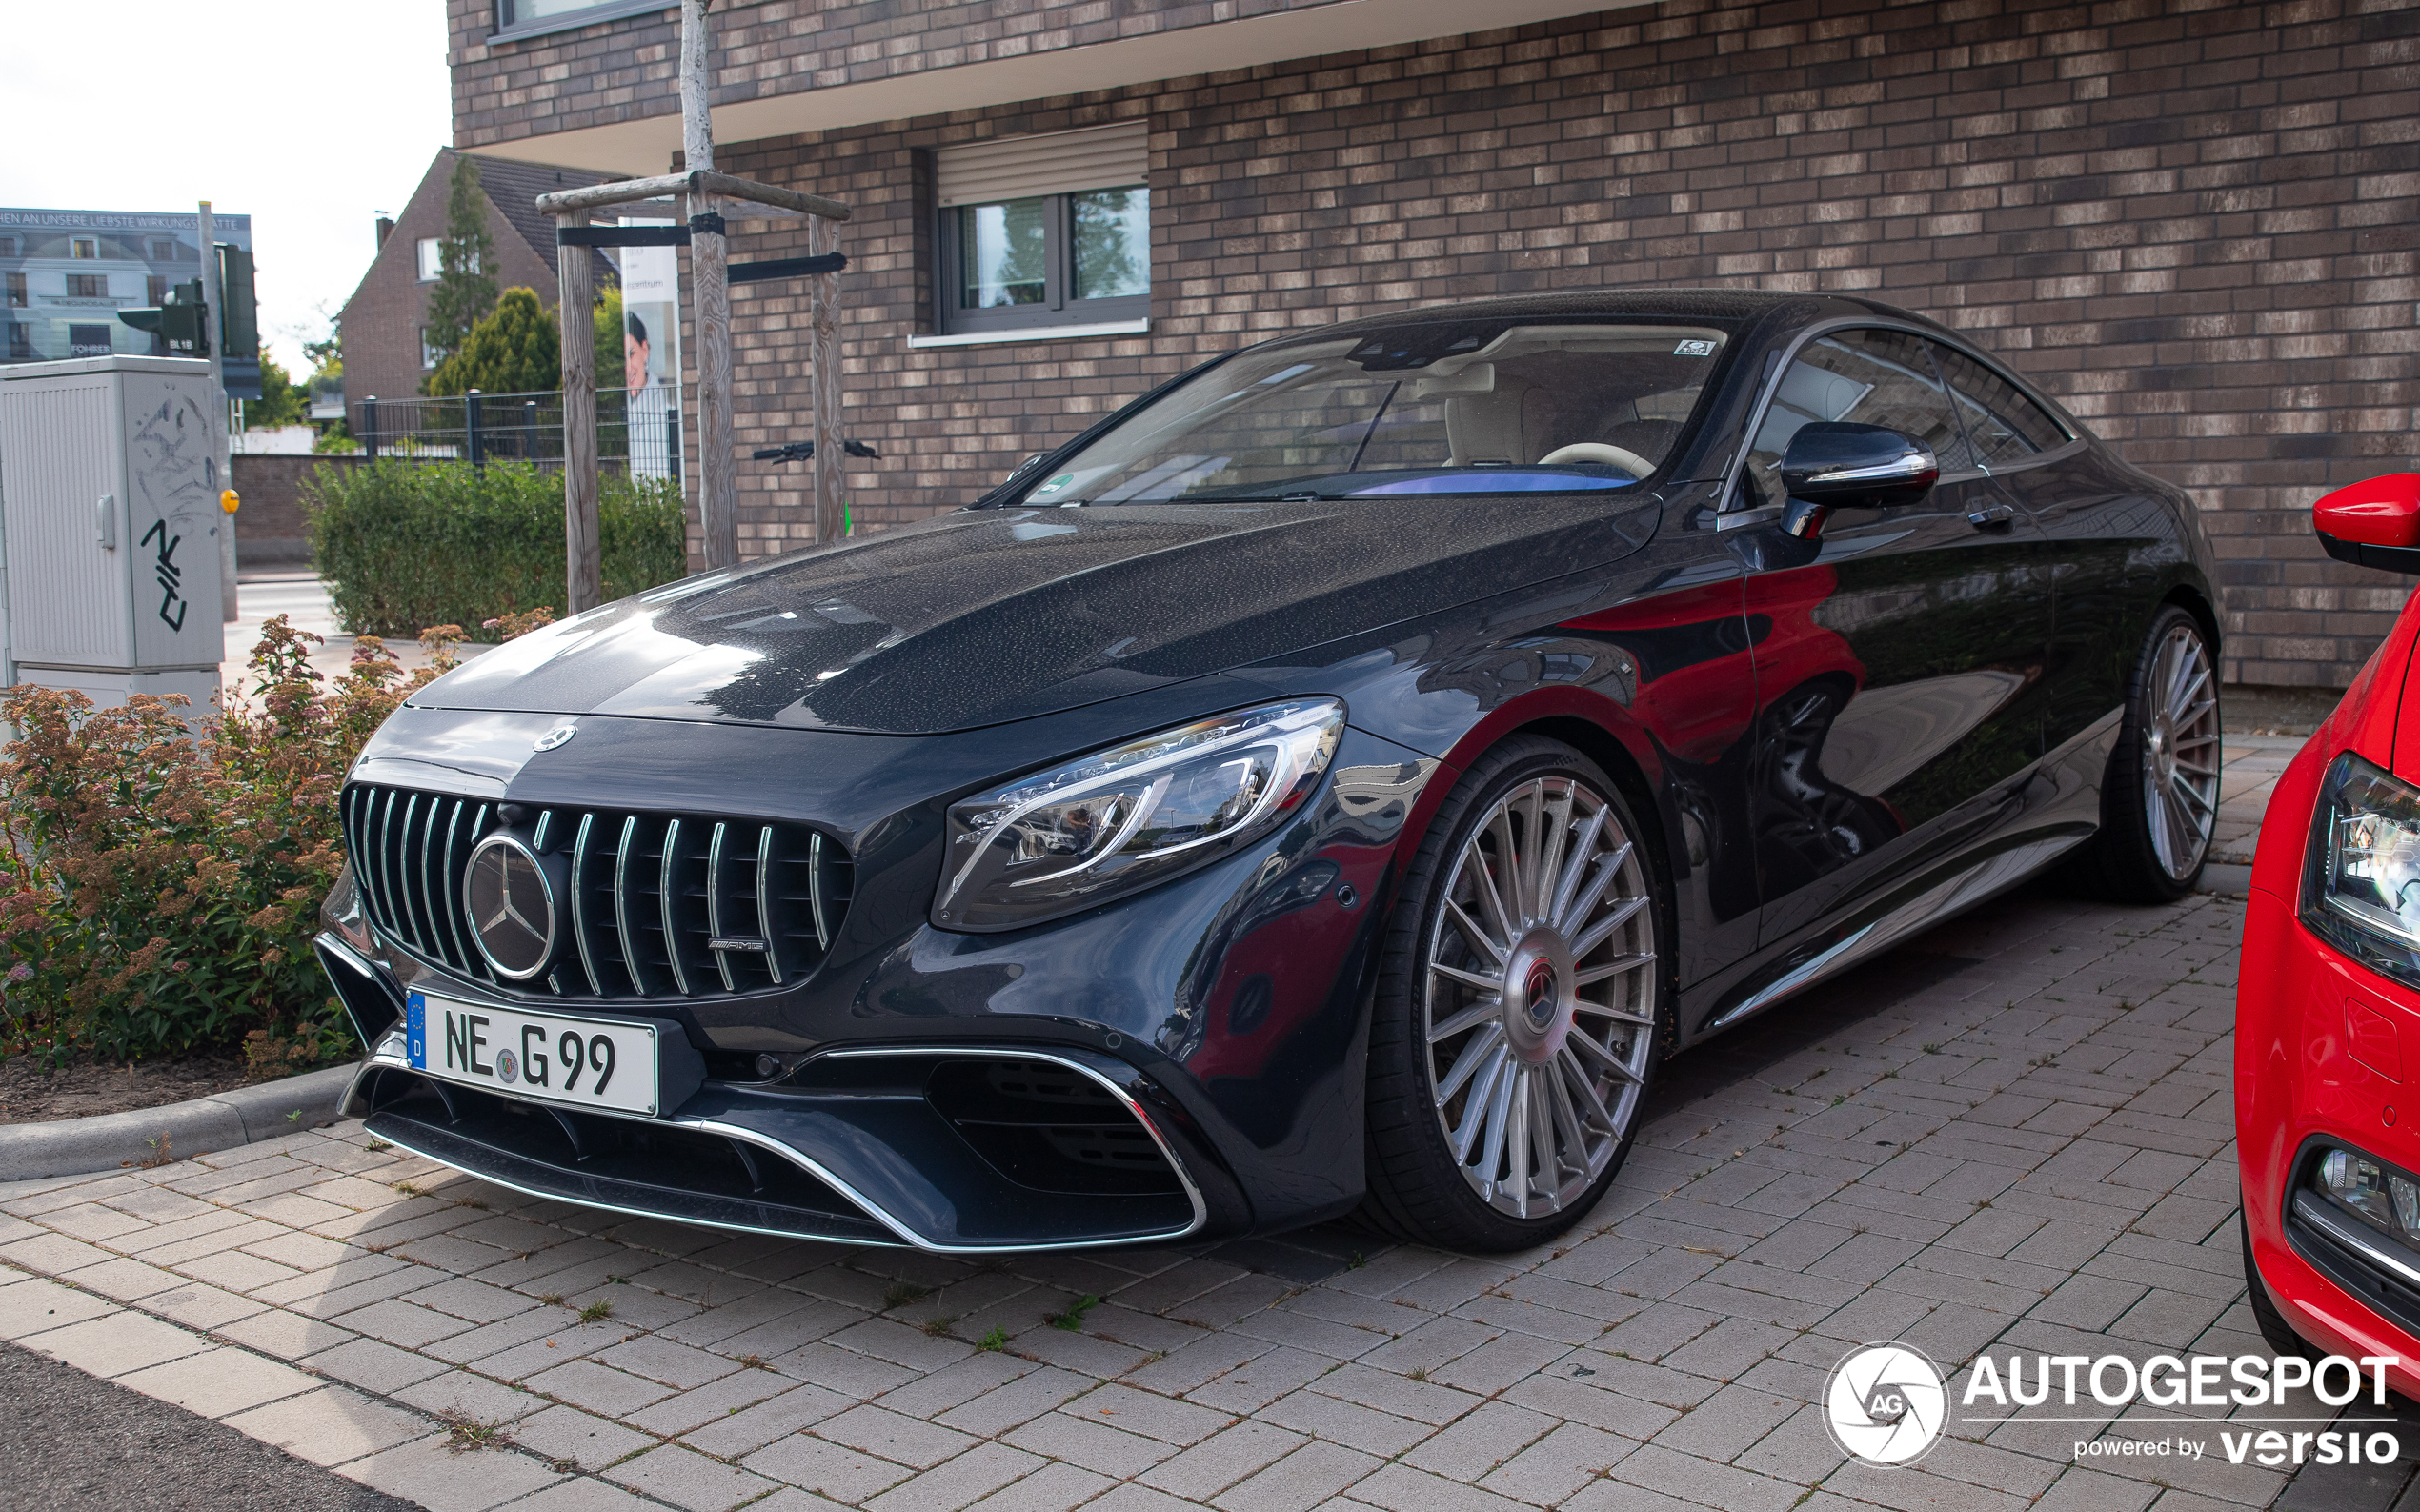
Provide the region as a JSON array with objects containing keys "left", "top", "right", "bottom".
[
  {"left": 1032, "top": 474, "right": 1076, "bottom": 496},
  {"left": 1674, "top": 339, "right": 1718, "bottom": 356}
]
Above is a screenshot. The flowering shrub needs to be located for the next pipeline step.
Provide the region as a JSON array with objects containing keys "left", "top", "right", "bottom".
[{"left": 0, "top": 617, "right": 458, "bottom": 1067}]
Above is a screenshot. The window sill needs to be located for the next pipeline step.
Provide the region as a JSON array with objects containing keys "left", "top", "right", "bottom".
[
  {"left": 909, "top": 318, "right": 1148, "bottom": 350},
  {"left": 491, "top": 0, "right": 673, "bottom": 45}
]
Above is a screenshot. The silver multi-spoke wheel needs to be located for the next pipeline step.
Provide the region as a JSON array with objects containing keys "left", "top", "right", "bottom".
[
  {"left": 2140, "top": 623, "right": 2220, "bottom": 879},
  {"left": 1422, "top": 776, "right": 1656, "bottom": 1219}
]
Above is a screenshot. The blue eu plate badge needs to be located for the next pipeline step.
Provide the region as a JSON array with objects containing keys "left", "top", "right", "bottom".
[{"left": 406, "top": 993, "right": 429, "bottom": 1067}]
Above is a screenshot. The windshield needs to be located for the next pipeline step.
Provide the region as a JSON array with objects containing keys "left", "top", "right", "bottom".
[{"left": 1018, "top": 320, "right": 1730, "bottom": 506}]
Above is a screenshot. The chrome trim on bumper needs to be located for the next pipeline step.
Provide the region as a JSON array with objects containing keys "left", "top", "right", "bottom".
[
  {"left": 348, "top": 1041, "right": 1208, "bottom": 1254},
  {"left": 2292, "top": 1190, "right": 2420, "bottom": 1292},
  {"left": 819, "top": 1044, "right": 1210, "bottom": 1248}
]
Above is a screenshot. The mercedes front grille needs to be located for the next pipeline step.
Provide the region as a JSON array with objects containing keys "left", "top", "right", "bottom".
[{"left": 342, "top": 783, "right": 851, "bottom": 1000}]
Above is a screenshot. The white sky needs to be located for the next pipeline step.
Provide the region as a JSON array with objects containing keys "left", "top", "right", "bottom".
[{"left": 0, "top": 2, "right": 454, "bottom": 373}]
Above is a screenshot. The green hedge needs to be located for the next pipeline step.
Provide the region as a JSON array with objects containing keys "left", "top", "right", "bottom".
[{"left": 303, "top": 460, "right": 687, "bottom": 638}]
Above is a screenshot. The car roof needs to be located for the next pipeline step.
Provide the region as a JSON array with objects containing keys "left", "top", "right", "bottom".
[{"left": 1281, "top": 288, "right": 1964, "bottom": 347}]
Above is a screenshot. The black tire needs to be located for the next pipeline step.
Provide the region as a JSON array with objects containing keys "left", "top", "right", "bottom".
[
  {"left": 2062, "top": 604, "right": 2220, "bottom": 904},
  {"left": 1359, "top": 736, "right": 1673, "bottom": 1252},
  {"left": 2242, "top": 1212, "right": 2315, "bottom": 1361}
]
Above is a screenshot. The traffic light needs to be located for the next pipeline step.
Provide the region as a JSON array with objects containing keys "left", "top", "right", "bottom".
[
  {"left": 214, "top": 244, "right": 256, "bottom": 359},
  {"left": 117, "top": 279, "right": 208, "bottom": 354},
  {"left": 213, "top": 244, "right": 261, "bottom": 400}
]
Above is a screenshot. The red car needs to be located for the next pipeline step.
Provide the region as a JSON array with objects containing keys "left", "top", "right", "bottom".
[{"left": 2241, "top": 472, "right": 2420, "bottom": 1390}]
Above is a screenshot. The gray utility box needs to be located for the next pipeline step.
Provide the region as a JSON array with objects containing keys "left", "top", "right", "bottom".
[{"left": 0, "top": 355, "right": 227, "bottom": 712}]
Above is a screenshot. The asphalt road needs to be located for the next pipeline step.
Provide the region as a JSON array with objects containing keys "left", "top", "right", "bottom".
[{"left": 0, "top": 1341, "right": 419, "bottom": 1512}]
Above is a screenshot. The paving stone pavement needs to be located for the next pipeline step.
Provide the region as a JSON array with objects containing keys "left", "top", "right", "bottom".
[
  {"left": 2211, "top": 735, "right": 2299, "bottom": 866},
  {"left": 6, "top": 871, "right": 2364, "bottom": 1512}
]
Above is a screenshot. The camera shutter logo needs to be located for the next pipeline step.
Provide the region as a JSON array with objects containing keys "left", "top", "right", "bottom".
[
  {"left": 465, "top": 835, "right": 555, "bottom": 979},
  {"left": 1825, "top": 1343, "right": 1947, "bottom": 1467}
]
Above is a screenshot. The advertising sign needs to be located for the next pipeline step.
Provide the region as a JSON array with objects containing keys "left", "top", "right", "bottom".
[
  {"left": 0, "top": 208, "right": 253, "bottom": 371},
  {"left": 617, "top": 217, "right": 680, "bottom": 480}
]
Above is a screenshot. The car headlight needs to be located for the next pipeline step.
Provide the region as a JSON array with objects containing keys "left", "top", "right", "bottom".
[
  {"left": 2305, "top": 753, "right": 2420, "bottom": 989},
  {"left": 2317, "top": 1146, "right": 2420, "bottom": 1239},
  {"left": 935, "top": 699, "right": 1344, "bottom": 932}
]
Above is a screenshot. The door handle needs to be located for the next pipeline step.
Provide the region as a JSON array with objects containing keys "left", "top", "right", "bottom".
[
  {"left": 1967, "top": 501, "right": 2017, "bottom": 532},
  {"left": 96, "top": 494, "right": 116, "bottom": 550}
]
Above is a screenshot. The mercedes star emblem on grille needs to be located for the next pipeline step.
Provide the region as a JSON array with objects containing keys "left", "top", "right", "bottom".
[
  {"left": 534, "top": 724, "right": 577, "bottom": 752},
  {"left": 464, "top": 833, "right": 556, "bottom": 979}
]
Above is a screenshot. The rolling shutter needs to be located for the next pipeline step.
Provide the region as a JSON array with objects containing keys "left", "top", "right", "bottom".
[{"left": 935, "top": 123, "right": 1149, "bottom": 209}]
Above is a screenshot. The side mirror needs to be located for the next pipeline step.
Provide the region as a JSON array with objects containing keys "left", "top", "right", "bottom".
[
  {"left": 2314, "top": 474, "right": 2420, "bottom": 574},
  {"left": 1778, "top": 423, "right": 1939, "bottom": 539}
]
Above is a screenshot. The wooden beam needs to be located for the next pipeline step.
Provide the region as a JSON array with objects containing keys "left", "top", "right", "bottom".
[
  {"left": 557, "top": 207, "right": 601, "bottom": 613},
  {"left": 809, "top": 213, "right": 843, "bottom": 545},
  {"left": 682, "top": 0, "right": 740, "bottom": 571},
  {"left": 689, "top": 171, "right": 851, "bottom": 223},
  {"left": 535, "top": 171, "right": 849, "bottom": 224}
]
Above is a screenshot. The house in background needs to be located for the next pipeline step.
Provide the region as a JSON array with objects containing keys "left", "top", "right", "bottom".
[
  {"left": 444, "top": 0, "right": 2420, "bottom": 693},
  {"left": 336, "top": 149, "right": 617, "bottom": 414},
  {"left": 0, "top": 208, "right": 251, "bottom": 368}
]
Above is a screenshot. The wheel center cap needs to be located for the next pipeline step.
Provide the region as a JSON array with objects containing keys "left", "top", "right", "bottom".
[
  {"left": 1503, "top": 928, "right": 1576, "bottom": 1063},
  {"left": 1523, "top": 960, "right": 1559, "bottom": 1025}
]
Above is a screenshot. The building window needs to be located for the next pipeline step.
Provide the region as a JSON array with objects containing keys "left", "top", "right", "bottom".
[
  {"left": 415, "top": 238, "right": 478, "bottom": 279},
  {"left": 494, "top": 0, "right": 661, "bottom": 37},
  {"left": 420, "top": 328, "right": 443, "bottom": 370},
  {"left": 5, "top": 324, "right": 31, "bottom": 360},
  {"left": 150, "top": 239, "right": 177, "bottom": 261},
  {"left": 68, "top": 324, "right": 114, "bottom": 358},
  {"left": 67, "top": 273, "right": 109, "bottom": 299},
  {"left": 5, "top": 272, "right": 24, "bottom": 309},
  {"left": 935, "top": 124, "right": 1150, "bottom": 335},
  {"left": 0, "top": 237, "right": 17, "bottom": 257},
  {"left": 70, "top": 237, "right": 98, "bottom": 259}
]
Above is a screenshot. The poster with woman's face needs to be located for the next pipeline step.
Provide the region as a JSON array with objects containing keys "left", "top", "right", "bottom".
[{"left": 616, "top": 220, "right": 680, "bottom": 477}]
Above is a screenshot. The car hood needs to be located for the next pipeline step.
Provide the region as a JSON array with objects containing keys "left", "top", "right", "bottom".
[{"left": 412, "top": 495, "right": 1659, "bottom": 735}]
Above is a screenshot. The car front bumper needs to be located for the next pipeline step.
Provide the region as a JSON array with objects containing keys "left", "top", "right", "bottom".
[
  {"left": 315, "top": 707, "right": 1442, "bottom": 1251},
  {"left": 2240, "top": 877, "right": 2420, "bottom": 1396}
]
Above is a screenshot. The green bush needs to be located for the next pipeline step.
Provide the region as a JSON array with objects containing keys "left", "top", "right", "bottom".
[
  {"left": 304, "top": 459, "right": 688, "bottom": 638},
  {"left": 425, "top": 287, "right": 561, "bottom": 399},
  {"left": 0, "top": 621, "right": 449, "bottom": 1066}
]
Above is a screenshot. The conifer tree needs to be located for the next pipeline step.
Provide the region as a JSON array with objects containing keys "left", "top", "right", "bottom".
[{"left": 419, "top": 155, "right": 497, "bottom": 392}]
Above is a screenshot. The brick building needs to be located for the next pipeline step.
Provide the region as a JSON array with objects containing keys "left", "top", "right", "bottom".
[
  {"left": 337, "top": 149, "right": 617, "bottom": 417},
  {"left": 447, "top": 0, "right": 2420, "bottom": 689}
]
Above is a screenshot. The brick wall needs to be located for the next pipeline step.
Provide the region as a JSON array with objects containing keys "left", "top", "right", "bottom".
[
  {"left": 477, "top": 0, "right": 2420, "bottom": 688},
  {"left": 230, "top": 455, "right": 362, "bottom": 567},
  {"left": 446, "top": 0, "right": 1378, "bottom": 148}
]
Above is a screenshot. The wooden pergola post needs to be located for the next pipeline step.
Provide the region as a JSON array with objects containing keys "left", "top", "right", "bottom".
[
  {"left": 809, "top": 214, "right": 843, "bottom": 544},
  {"left": 680, "top": 0, "right": 740, "bottom": 570},
  {"left": 556, "top": 207, "right": 601, "bottom": 613},
  {"left": 538, "top": 173, "right": 850, "bottom": 599}
]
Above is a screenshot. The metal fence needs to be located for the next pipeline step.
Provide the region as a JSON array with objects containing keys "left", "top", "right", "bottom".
[{"left": 352, "top": 389, "right": 681, "bottom": 481}]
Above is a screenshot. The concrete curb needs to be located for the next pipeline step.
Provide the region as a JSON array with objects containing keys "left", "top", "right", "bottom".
[{"left": 0, "top": 1063, "right": 357, "bottom": 1181}]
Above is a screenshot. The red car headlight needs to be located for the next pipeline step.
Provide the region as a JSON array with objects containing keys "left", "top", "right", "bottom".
[{"left": 2305, "top": 753, "right": 2420, "bottom": 989}]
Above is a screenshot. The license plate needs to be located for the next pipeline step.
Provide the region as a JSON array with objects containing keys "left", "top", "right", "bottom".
[{"left": 405, "top": 993, "right": 662, "bottom": 1117}]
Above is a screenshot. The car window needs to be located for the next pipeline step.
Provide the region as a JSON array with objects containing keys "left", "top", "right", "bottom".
[
  {"left": 1927, "top": 342, "right": 2071, "bottom": 468},
  {"left": 1743, "top": 328, "right": 1968, "bottom": 508},
  {"left": 1018, "top": 322, "right": 1730, "bottom": 505}
]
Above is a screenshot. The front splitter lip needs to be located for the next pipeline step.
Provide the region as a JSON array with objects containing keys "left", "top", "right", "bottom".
[{"left": 343, "top": 1038, "right": 1211, "bottom": 1255}]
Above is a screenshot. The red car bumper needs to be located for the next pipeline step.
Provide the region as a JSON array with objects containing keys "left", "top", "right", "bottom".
[
  {"left": 2239, "top": 589, "right": 2420, "bottom": 1397},
  {"left": 2240, "top": 882, "right": 2420, "bottom": 1396}
]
